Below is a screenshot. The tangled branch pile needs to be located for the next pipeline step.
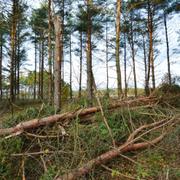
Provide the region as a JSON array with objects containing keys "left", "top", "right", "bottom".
[{"left": 0, "top": 96, "right": 180, "bottom": 179}]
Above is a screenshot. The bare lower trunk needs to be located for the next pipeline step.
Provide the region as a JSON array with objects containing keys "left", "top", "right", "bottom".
[
  {"left": 41, "top": 39, "right": 44, "bottom": 99},
  {"left": 48, "top": 0, "right": 53, "bottom": 104},
  {"left": 54, "top": 16, "right": 62, "bottom": 111},
  {"left": 105, "top": 19, "right": 109, "bottom": 97},
  {"left": 115, "top": 0, "right": 122, "bottom": 98},
  {"left": 0, "top": 34, "right": 2, "bottom": 99},
  {"left": 10, "top": 0, "right": 17, "bottom": 102},
  {"left": 124, "top": 33, "right": 127, "bottom": 98},
  {"left": 79, "top": 32, "right": 83, "bottom": 98},
  {"left": 86, "top": 0, "right": 93, "bottom": 106},
  {"left": 69, "top": 34, "right": 72, "bottom": 99},
  {"left": 164, "top": 12, "right": 171, "bottom": 85},
  {"left": 34, "top": 38, "right": 37, "bottom": 100},
  {"left": 38, "top": 41, "right": 41, "bottom": 98},
  {"left": 143, "top": 35, "right": 148, "bottom": 95},
  {"left": 148, "top": 1, "right": 155, "bottom": 91},
  {"left": 130, "top": 14, "right": 137, "bottom": 97}
]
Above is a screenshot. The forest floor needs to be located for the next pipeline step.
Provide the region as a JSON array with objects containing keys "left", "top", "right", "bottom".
[{"left": 0, "top": 93, "right": 180, "bottom": 180}]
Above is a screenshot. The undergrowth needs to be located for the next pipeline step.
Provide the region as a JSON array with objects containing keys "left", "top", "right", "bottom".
[{"left": 0, "top": 97, "right": 179, "bottom": 180}]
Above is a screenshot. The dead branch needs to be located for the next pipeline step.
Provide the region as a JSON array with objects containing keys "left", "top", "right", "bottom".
[
  {"left": 0, "top": 97, "right": 157, "bottom": 137},
  {"left": 56, "top": 134, "right": 166, "bottom": 180},
  {"left": 55, "top": 118, "right": 177, "bottom": 180}
]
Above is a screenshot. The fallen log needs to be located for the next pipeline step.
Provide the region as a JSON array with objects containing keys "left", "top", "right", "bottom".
[
  {"left": 55, "top": 118, "right": 177, "bottom": 180},
  {"left": 56, "top": 134, "right": 165, "bottom": 180},
  {"left": 0, "top": 97, "right": 157, "bottom": 137}
]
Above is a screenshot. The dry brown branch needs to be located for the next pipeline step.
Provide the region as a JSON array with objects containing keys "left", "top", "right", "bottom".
[
  {"left": 56, "top": 133, "right": 166, "bottom": 180},
  {"left": 11, "top": 150, "right": 72, "bottom": 157},
  {"left": 55, "top": 117, "right": 178, "bottom": 180},
  {"left": 0, "top": 96, "right": 157, "bottom": 137},
  {"left": 101, "top": 164, "right": 136, "bottom": 179}
]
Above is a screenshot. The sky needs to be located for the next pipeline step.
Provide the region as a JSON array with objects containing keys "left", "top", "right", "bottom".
[{"left": 25, "top": 0, "right": 180, "bottom": 91}]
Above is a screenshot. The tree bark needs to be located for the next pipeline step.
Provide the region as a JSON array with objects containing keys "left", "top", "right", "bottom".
[
  {"left": 16, "top": 24, "right": 20, "bottom": 99},
  {"left": 115, "top": 0, "right": 122, "bottom": 98},
  {"left": 106, "top": 20, "right": 109, "bottom": 97},
  {"left": 124, "top": 32, "right": 127, "bottom": 98},
  {"left": 79, "top": 32, "right": 83, "bottom": 98},
  {"left": 48, "top": 0, "right": 53, "bottom": 104},
  {"left": 143, "top": 35, "right": 148, "bottom": 95},
  {"left": 147, "top": 1, "right": 155, "bottom": 91},
  {"left": 54, "top": 15, "right": 62, "bottom": 111},
  {"left": 41, "top": 39, "right": 44, "bottom": 99},
  {"left": 10, "top": 0, "right": 18, "bottom": 102},
  {"left": 0, "top": 33, "right": 2, "bottom": 99},
  {"left": 38, "top": 41, "right": 41, "bottom": 99},
  {"left": 164, "top": 12, "right": 171, "bottom": 85},
  {"left": 130, "top": 14, "right": 137, "bottom": 97},
  {"left": 86, "top": 0, "right": 93, "bottom": 106},
  {"left": 69, "top": 33, "right": 73, "bottom": 99},
  {"left": 34, "top": 37, "right": 37, "bottom": 100}
]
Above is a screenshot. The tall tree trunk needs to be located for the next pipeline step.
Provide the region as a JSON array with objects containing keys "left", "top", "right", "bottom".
[
  {"left": 34, "top": 38, "right": 37, "bottom": 100},
  {"left": 79, "top": 32, "right": 83, "bottom": 98},
  {"left": 10, "top": 0, "right": 17, "bottom": 102},
  {"left": 69, "top": 33, "right": 72, "bottom": 99},
  {"left": 0, "top": 34, "right": 2, "bottom": 99},
  {"left": 142, "top": 35, "right": 148, "bottom": 94},
  {"left": 106, "top": 20, "right": 109, "bottom": 97},
  {"left": 48, "top": 0, "right": 53, "bottom": 104},
  {"left": 130, "top": 14, "right": 137, "bottom": 97},
  {"left": 146, "top": 0, "right": 153, "bottom": 95},
  {"left": 54, "top": 15, "right": 62, "bottom": 111},
  {"left": 124, "top": 33, "right": 127, "bottom": 98},
  {"left": 16, "top": 25, "right": 20, "bottom": 99},
  {"left": 164, "top": 12, "right": 171, "bottom": 85},
  {"left": 61, "top": 0, "right": 65, "bottom": 81},
  {"left": 14, "top": 30, "right": 17, "bottom": 98},
  {"left": 147, "top": 1, "right": 155, "bottom": 91},
  {"left": 115, "top": 0, "right": 122, "bottom": 98},
  {"left": 38, "top": 41, "right": 41, "bottom": 99},
  {"left": 41, "top": 39, "right": 44, "bottom": 99},
  {"left": 86, "top": 0, "right": 93, "bottom": 106}
]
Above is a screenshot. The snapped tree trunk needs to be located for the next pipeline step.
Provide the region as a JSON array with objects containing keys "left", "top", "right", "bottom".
[
  {"left": 115, "top": 0, "right": 122, "bottom": 98},
  {"left": 164, "top": 12, "right": 171, "bottom": 85},
  {"left": 54, "top": 15, "right": 62, "bottom": 111}
]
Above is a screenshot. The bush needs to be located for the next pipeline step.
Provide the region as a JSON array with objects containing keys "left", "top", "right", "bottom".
[{"left": 158, "top": 83, "right": 180, "bottom": 95}]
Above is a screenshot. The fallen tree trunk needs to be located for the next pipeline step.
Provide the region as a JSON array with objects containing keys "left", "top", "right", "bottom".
[
  {"left": 56, "top": 134, "right": 165, "bottom": 180},
  {"left": 0, "top": 97, "right": 157, "bottom": 137},
  {"left": 55, "top": 118, "right": 177, "bottom": 180}
]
